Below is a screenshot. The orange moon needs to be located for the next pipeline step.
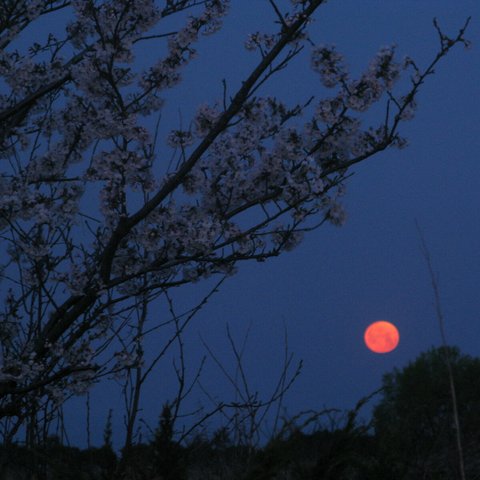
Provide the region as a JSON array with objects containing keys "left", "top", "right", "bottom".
[{"left": 364, "top": 321, "right": 399, "bottom": 354}]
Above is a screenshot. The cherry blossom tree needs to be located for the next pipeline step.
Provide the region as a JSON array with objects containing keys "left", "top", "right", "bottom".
[{"left": 0, "top": 0, "right": 470, "bottom": 441}]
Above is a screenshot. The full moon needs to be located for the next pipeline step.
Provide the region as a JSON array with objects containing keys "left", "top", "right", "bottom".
[{"left": 364, "top": 321, "right": 399, "bottom": 354}]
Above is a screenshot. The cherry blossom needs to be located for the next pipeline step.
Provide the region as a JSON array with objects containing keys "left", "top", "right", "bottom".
[{"left": 0, "top": 0, "right": 470, "bottom": 438}]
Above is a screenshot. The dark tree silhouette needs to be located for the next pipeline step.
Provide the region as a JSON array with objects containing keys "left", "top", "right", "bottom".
[{"left": 373, "top": 346, "right": 480, "bottom": 480}]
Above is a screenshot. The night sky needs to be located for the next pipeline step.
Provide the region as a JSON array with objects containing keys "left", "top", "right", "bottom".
[
  {"left": 180, "top": 0, "right": 480, "bottom": 441},
  {"left": 10, "top": 1, "right": 480, "bottom": 448}
]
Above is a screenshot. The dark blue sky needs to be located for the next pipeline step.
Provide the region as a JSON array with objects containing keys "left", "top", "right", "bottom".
[
  {"left": 10, "top": 1, "right": 480, "bottom": 448},
  {"left": 147, "top": 0, "right": 480, "bottom": 443},
  {"left": 119, "top": 0, "right": 478, "bottom": 449}
]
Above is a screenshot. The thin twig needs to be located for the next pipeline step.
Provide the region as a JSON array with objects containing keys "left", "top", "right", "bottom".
[{"left": 416, "top": 220, "right": 466, "bottom": 480}]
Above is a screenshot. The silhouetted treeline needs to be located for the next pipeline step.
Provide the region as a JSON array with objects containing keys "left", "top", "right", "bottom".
[
  {"left": 1, "top": 422, "right": 479, "bottom": 480},
  {"left": 2, "top": 346, "right": 480, "bottom": 480},
  {"left": 0, "top": 428, "right": 379, "bottom": 480}
]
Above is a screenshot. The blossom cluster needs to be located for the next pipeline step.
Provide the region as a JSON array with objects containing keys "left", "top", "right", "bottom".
[
  {"left": 245, "top": 32, "right": 279, "bottom": 52},
  {"left": 311, "top": 43, "right": 404, "bottom": 114},
  {"left": 140, "top": 1, "right": 229, "bottom": 93},
  {"left": 311, "top": 45, "right": 348, "bottom": 88},
  {"left": 67, "top": 0, "right": 161, "bottom": 53}
]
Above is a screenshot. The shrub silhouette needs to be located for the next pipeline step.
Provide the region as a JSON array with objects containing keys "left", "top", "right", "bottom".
[
  {"left": 373, "top": 346, "right": 480, "bottom": 479},
  {"left": 151, "top": 403, "right": 187, "bottom": 480}
]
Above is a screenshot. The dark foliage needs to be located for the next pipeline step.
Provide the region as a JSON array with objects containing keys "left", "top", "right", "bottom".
[
  {"left": 0, "top": 439, "right": 116, "bottom": 480},
  {"left": 372, "top": 346, "right": 480, "bottom": 480},
  {"left": 2, "top": 346, "right": 480, "bottom": 479}
]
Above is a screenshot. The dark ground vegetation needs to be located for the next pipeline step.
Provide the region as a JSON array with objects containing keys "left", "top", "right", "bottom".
[{"left": 1, "top": 346, "right": 479, "bottom": 480}]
